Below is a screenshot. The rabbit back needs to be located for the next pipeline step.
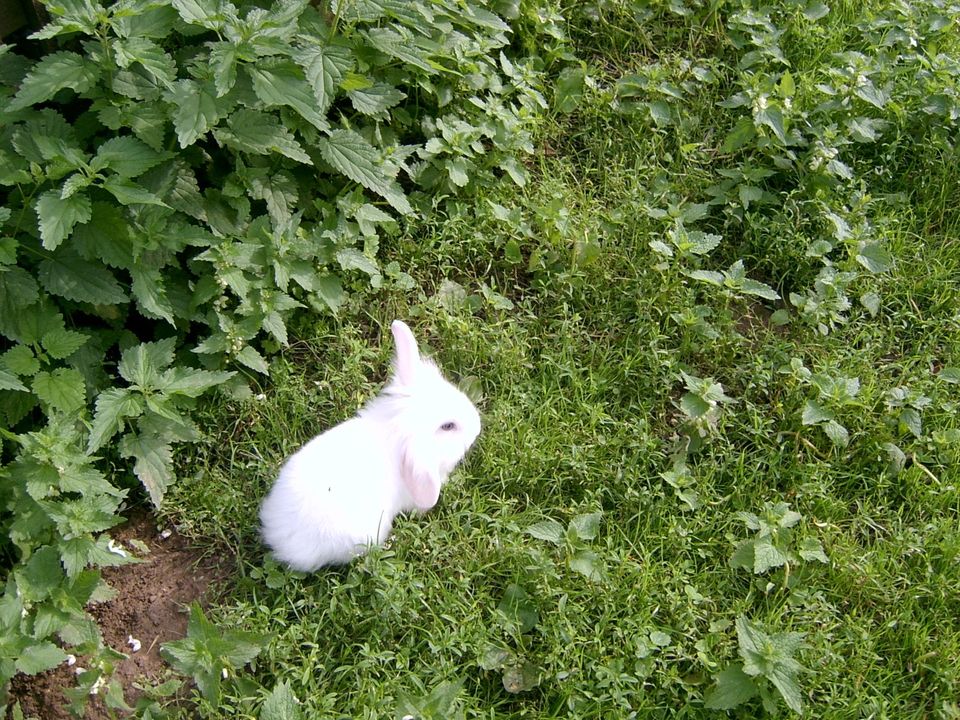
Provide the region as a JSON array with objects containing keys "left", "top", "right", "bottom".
[{"left": 259, "top": 418, "right": 404, "bottom": 570}]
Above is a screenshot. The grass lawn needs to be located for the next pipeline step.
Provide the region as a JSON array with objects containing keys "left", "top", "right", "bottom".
[{"left": 160, "top": 1, "right": 959, "bottom": 717}]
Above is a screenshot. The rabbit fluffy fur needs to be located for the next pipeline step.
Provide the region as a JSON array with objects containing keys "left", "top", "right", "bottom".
[{"left": 259, "top": 320, "right": 481, "bottom": 571}]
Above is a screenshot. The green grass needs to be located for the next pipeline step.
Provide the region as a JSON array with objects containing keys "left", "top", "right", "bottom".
[{"left": 160, "top": 1, "right": 959, "bottom": 717}]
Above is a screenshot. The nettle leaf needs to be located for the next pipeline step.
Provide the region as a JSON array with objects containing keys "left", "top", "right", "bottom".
[
  {"left": 680, "top": 392, "right": 711, "bottom": 420},
  {"left": 348, "top": 82, "right": 406, "bottom": 116},
  {"left": 756, "top": 106, "right": 787, "bottom": 143},
  {"left": 41, "top": 328, "right": 89, "bottom": 359},
  {"left": 860, "top": 291, "right": 881, "bottom": 316},
  {"left": 18, "top": 545, "right": 63, "bottom": 601},
  {"left": 166, "top": 79, "right": 223, "bottom": 148},
  {"left": 570, "top": 512, "right": 602, "bottom": 540},
  {"left": 236, "top": 345, "right": 269, "bottom": 374},
  {"left": 156, "top": 367, "right": 234, "bottom": 397},
  {"left": 767, "top": 663, "right": 804, "bottom": 713},
  {"left": 798, "top": 537, "right": 829, "bottom": 564},
  {"left": 118, "top": 338, "right": 175, "bottom": 387},
  {"left": 263, "top": 312, "right": 288, "bottom": 346},
  {"left": 131, "top": 263, "right": 176, "bottom": 326},
  {"left": 526, "top": 519, "right": 564, "bottom": 544},
  {"left": 60, "top": 535, "right": 138, "bottom": 578},
  {"left": 363, "top": 27, "right": 437, "bottom": 74},
  {"left": 15, "top": 642, "right": 68, "bottom": 675},
  {"left": 336, "top": 247, "right": 379, "bottom": 278},
  {"left": 260, "top": 681, "right": 302, "bottom": 720},
  {"left": 554, "top": 65, "right": 586, "bottom": 113},
  {"left": 319, "top": 129, "right": 412, "bottom": 214},
  {"left": 497, "top": 584, "right": 538, "bottom": 634},
  {"left": 687, "top": 269, "right": 724, "bottom": 286},
  {"left": 167, "top": 604, "right": 266, "bottom": 700},
  {"left": 248, "top": 62, "right": 330, "bottom": 132},
  {"left": 88, "top": 388, "right": 144, "bottom": 452},
  {"left": 293, "top": 41, "right": 353, "bottom": 114},
  {"left": 314, "top": 274, "right": 343, "bottom": 314},
  {"left": 938, "top": 367, "right": 960, "bottom": 384},
  {"left": 29, "top": 0, "right": 99, "bottom": 39},
  {"left": 4, "top": 295, "right": 59, "bottom": 346},
  {"left": 2, "top": 345, "right": 40, "bottom": 376},
  {"left": 899, "top": 407, "right": 922, "bottom": 439},
  {"left": 72, "top": 202, "right": 134, "bottom": 269},
  {"left": 568, "top": 549, "right": 606, "bottom": 582},
  {"left": 740, "top": 278, "right": 780, "bottom": 300},
  {"left": 32, "top": 368, "right": 86, "bottom": 413},
  {"left": 801, "top": 399, "right": 833, "bottom": 426},
  {"left": 704, "top": 666, "right": 759, "bottom": 710},
  {"left": 209, "top": 42, "right": 239, "bottom": 96},
  {"left": 172, "top": 0, "right": 233, "bottom": 30},
  {"left": 856, "top": 243, "right": 893, "bottom": 273},
  {"left": 0, "top": 369, "right": 29, "bottom": 392},
  {"left": 821, "top": 419, "right": 849, "bottom": 447},
  {"left": 501, "top": 661, "right": 541, "bottom": 694},
  {"left": 683, "top": 229, "right": 722, "bottom": 255},
  {"left": 36, "top": 189, "right": 92, "bottom": 251},
  {"left": 752, "top": 536, "right": 788, "bottom": 573},
  {"left": 113, "top": 36, "right": 177, "bottom": 88},
  {"left": 215, "top": 109, "right": 313, "bottom": 165},
  {"left": 447, "top": 157, "right": 470, "bottom": 187},
  {"left": 8, "top": 51, "right": 100, "bottom": 111},
  {"left": 91, "top": 137, "right": 165, "bottom": 178},
  {"left": 248, "top": 170, "right": 298, "bottom": 225},
  {"left": 0, "top": 236, "right": 15, "bottom": 266},
  {"left": 120, "top": 431, "right": 174, "bottom": 507},
  {"left": 38, "top": 252, "right": 127, "bottom": 305},
  {"left": 101, "top": 176, "right": 167, "bottom": 206}
]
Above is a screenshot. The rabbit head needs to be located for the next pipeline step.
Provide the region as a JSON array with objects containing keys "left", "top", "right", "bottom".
[{"left": 361, "top": 320, "right": 481, "bottom": 510}]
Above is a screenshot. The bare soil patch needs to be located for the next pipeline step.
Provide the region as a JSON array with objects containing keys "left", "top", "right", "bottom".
[{"left": 9, "top": 512, "right": 232, "bottom": 719}]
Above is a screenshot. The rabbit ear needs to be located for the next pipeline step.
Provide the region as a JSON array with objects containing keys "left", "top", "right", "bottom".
[
  {"left": 400, "top": 438, "right": 441, "bottom": 510},
  {"left": 391, "top": 320, "right": 421, "bottom": 386}
]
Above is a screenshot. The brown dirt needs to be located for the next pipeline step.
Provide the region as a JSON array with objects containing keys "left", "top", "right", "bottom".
[{"left": 9, "top": 512, "right": 233, "bottom": 719}]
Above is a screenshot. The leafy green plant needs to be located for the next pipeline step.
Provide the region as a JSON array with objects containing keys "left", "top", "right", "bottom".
[
  {"left": 729, "top": 501, "right": 828, "bottom": 577},
  {"left": 705, "top": 616, "right": 809, "bottom": 714},
  {"left": 480, "top": 584, "right": 542, "bottom": 695},
  {"left": 161, "top": 602, "right": 266, "bottom": 704},
  {"left": 676, "top": 371, "right": 736, "bottom": 441},
  {"left": 395, "top": 678, "right": 467, "bottom": 720},
  {"left": 258, "top": 681, "right": 302, "bottom": 720},
  {"left": 687, "top": 259, "right": 780, "bottom": 303},
  {"left": 526, "top": 511, "right": 606, "bottom": 582}
]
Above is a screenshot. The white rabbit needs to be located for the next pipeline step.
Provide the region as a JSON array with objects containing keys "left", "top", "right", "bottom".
[{"left": 259, "top": 320, "right": 482, "bottom": 571}]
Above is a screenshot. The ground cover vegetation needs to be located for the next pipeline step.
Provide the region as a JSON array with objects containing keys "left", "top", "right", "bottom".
[{"left": 1, "top": 0, "right": 958, "bottom": 717}]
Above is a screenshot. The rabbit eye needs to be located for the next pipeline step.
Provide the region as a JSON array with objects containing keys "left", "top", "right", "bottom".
[{"left": 440, "top": 421, "right": 458, "bottom": 432}]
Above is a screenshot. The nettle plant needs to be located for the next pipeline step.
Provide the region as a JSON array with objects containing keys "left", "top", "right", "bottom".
[
  {"left": 0, "top": 0, "right": 544, "bottom": 710},
  {"left": 711, "top": 0, "right": 959, "bottom": 335}
]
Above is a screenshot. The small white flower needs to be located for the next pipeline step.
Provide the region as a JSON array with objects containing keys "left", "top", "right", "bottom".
[
  {"left": 89, "top": 675, "right": 107, "bottom": 695},
  {"left": 65, "top": 654, "right": 77, "bottom": 666},
  {"left": 221, "top": 667, "right": 229, "bottom": 679},
  {"left": 160, "top": 528, "right": 173, "bottom": 540},
  {"left": 74, "top": 666, "right": 86, "bottom": 675},
  {"left": 255, "top": 393, "right": 267, "bottom": 401},
  {"left": 127, "top": 635, "right": 142, "bottom": 653},
  {"left": 107, "top": 539, "right": 128, "bottom": 557}
]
